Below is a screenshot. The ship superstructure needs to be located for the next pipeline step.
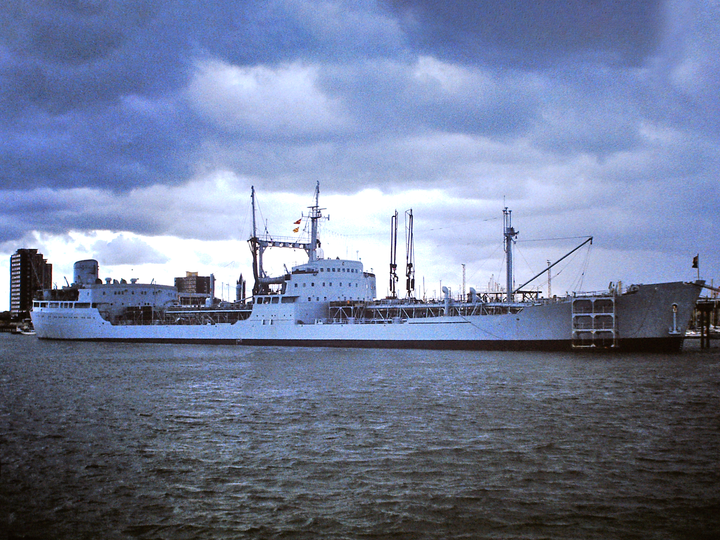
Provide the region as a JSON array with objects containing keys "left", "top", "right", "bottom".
[{"left": 31, "top": 184, "right": 703, "bottom": 352}]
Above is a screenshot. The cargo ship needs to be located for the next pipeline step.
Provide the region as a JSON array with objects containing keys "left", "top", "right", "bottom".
[{"left": 31, "top": 184, "right": 702, "bottom": 351}]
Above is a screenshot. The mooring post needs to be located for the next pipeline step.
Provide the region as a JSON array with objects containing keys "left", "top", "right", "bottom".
[{"left": 698, "top": 303, "right": 713, "bottom": 349}]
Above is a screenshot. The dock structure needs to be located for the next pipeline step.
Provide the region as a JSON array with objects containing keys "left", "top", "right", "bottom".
[{"left": 694, "top": 297, "right": 719, "bottom": 349}]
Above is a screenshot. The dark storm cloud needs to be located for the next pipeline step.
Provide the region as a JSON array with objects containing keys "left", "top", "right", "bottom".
[
  {"left": 0, "top": 0, "right": 659, "bottom": 196},
  {"left": 182, "top": 57, "right": 545, "bottom": 193},
  {"left": 0, "top": 170, "right": 253, "bottom": 245},
  {"left": 320, "top": 59, "right": 539, "bottom": 137},
  {"left": 383, "top": 0, "right": 663, "bottom": 67},
  {"left": 0, "top": 0, "right": 718, "bottom": 295},
  {"left": 0, "top": 0, "right": 401, "bottom": 116},
  {"left": 0, "top": 188, "right": 156, "bottom": 242},
  {"left": 1, "top": 0, "right": 205, "bottom": 190},
  {"left": 1, "top": 1, "right": 179, "bottom": 113},
  {"left": 0, "top": 97, "right": 201, "bottom": 190},
  {"left": 0, "top": 0, "right": 405, "bottom": 193}
]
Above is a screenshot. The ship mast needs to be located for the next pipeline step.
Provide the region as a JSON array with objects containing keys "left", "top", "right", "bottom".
[
  {"left": 248, "top": 183, "right": 325, "bottom": 297},
  {"left": 250, "top": 186, "right": 262, "bottom": 296},
  {"left": 503, "top": 207, "right": 518, "bottom": 302},
  {"left": 308, "top": 181, "right": 321, "bottom": 263},
  {"left": 389, "top": 210, "right": 398, "bottom": 298},
  {"left": 405, "top": 209, "right": 415, "bottom": 298}
]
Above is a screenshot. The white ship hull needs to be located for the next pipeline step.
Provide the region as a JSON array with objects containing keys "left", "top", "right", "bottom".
[{"left": 31, "top": 281, "right": 701, "bottom": 352}]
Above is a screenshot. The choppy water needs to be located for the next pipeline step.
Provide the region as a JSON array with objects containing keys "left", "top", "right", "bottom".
[{"left": 1, "top": 334, "right": 719, "bottom": 540}]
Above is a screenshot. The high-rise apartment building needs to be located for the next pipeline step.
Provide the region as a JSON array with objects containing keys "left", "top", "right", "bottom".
[
  {"left": 174, "top": 271, "right": 214, "bottom": 306},
  {"left": 174, "top": 271, "right": 212, "bottom": 295},
  {"left": 10, "top": 249, "right": 52, "bottom": 316}
]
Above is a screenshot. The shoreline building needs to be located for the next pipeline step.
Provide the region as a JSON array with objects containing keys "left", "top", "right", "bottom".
[
  {"left": 10, "top": 249, "right": 52, "bottom": 317},
  {"left": 174, "top": 271, "right": 215, "bottom": 306}
]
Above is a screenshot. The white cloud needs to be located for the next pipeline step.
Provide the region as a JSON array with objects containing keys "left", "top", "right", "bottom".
[
  {"left": 91, "top": 234, "right": 169, "bottom": 266},
  {"left": 412, "top": 55, "right": 472, "bottom": 93},
  {"left": 187, "top": 59, "right": 353, "bottom": 136}
]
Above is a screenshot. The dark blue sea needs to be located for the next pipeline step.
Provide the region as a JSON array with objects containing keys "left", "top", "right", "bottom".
[{"left": 1, "top": 333, "right": 719, "bottom": 540}]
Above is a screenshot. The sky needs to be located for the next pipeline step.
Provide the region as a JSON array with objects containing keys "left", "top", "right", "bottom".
[{"left": 1, "top": 0, "right": 718, "bottom": 309}]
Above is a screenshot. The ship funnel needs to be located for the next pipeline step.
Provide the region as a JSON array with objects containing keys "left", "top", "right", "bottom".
[
  {"left": 74, "top": 259, "right": 99, "bottom": 286},
  {"left": 442, "top": 286, "right": 450, "bottom": 315}
]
